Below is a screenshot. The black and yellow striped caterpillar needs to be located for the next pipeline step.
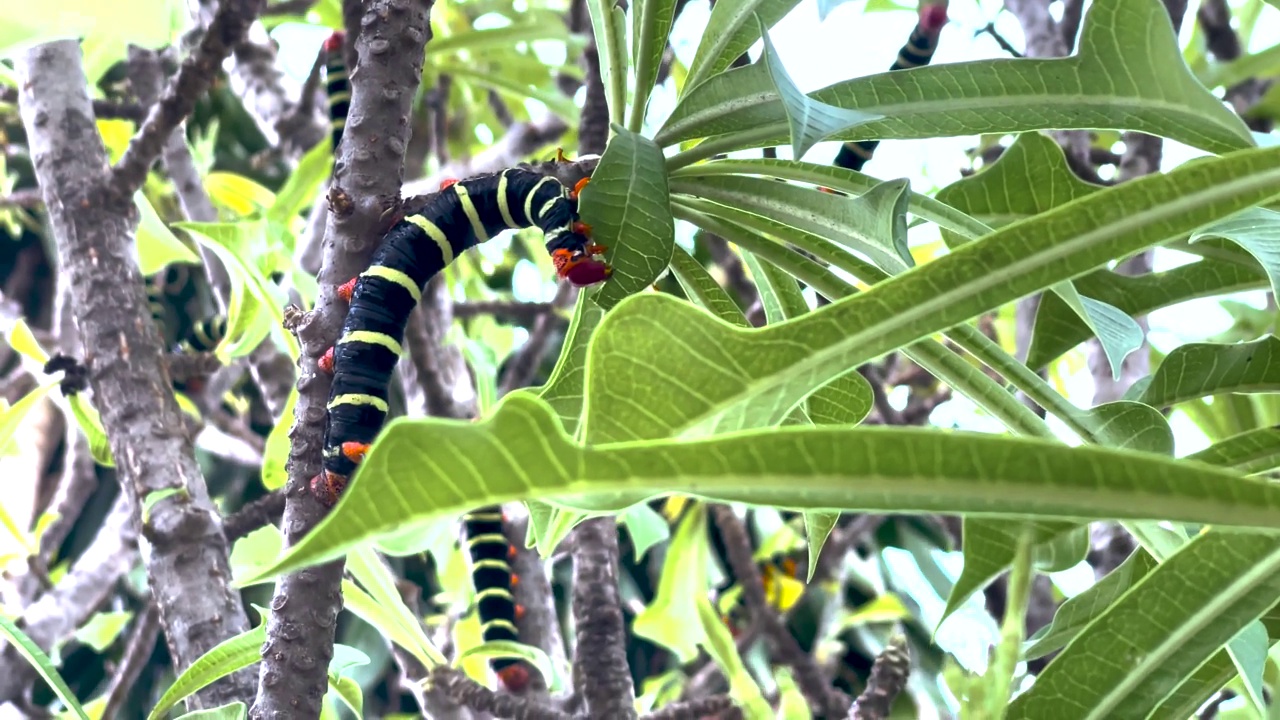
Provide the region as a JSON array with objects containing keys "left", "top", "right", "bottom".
[
  {"left": 832, "top": 3, "right": 948, "bottom": 174},
  {"left": 462, "top": 507, "right": 530, "bottom": 691},
  {"left": 323, "top": 31, "right": 350, "bottom": 151},
  {"left": 312, "top": 168, "right": 610, "bottom": 503},
  {"left": 311, "top": 168, "right": 610, "bottom": 690}
]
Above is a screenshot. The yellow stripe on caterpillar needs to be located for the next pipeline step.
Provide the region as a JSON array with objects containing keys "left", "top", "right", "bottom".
[
  {"left": 496, "top": 172, "right": 520, "bottom": 229},
  {"left": 477, "top": 587, "right": 515, "bottom": 602},
  {"left": 327, "top": 393, "right": 390, "bottom": 412},
  {"left": 465, "top": 511, "right": 504, "bottom": 522},
  {"left": 524, "top": 176, "right": 556, "bottom": 221},
  {"left": 339, "top": 330, "right": 403, "bottom": 356},
  {"left": 404, "top": 214, "right": 455, "bottom": 266},
  {"left": 467, "top": 533, "right": 510, "bottom": 547},
  {"left": 361, "top": 265, "right": 423, "bottom": 303},
  {"left": 473, "top": 559, "right": 513, "bottom": 572},
  {"left": 480, "top": 619, "right": 519, "bottom": 635},
  {"left": 537, "top": 197, "right": 558, "bottom": 223},
  {"left": 452, "top": 183, "right": 490, "bottom": 243}
]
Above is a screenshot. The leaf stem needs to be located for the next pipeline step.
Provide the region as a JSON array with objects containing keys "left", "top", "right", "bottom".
[{"left": 985, "top": 527, "right": 1034, "bottom": 719}]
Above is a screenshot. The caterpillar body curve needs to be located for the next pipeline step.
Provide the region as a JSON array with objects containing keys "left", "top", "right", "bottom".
[
  {"left": 831, "top": 3, "right": 948, "bottom": 176},
  {"left": 312, "top": 168, "right": 611, "bottom": 505},
  {"left": 463, "top": 507, "right": 531, "bottom": 692}
]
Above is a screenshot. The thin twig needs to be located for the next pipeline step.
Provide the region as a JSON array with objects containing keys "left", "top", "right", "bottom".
[
  {"left": 642, "top": 695, "right": 737, "bottom": 719},
  {"left": 223, "top": 491, "right": 286, "bottom": 542},
  {"left": 100, "top": 604, "right": 161, "bottom": 720},
  {"left": 847, "top": 635, "right": 911, "bottom": 720},
  {"left": 110, "top": 0, "right": 265, "bottom": 203}
]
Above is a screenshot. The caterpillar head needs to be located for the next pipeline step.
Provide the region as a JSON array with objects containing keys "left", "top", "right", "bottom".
[
  {"left": 323, "top": 31, "right": 346, "bottom": 53},
  {"left": 919, "top": 3, "right": 948, "bottom": 33}
]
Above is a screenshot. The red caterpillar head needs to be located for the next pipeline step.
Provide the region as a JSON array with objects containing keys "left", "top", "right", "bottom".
[
  {"left": 919, "top": 3, "right": 948, "bottom": 33},
  {"left": 497, "top": 664, "right": 531, "bottom": 693},
  {"left": 323, "top": 30, "right": 346, "bottom": 53}
]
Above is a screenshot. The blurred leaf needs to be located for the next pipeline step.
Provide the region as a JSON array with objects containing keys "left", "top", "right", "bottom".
[{"left": 73, "top": 611, "right": 133, "bottom": 653}]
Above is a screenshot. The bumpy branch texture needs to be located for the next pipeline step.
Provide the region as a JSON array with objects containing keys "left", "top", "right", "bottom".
[
  {"left": 847, "top": 636, "right": 911, "bottom": 720},
  {"left": 250, "top": 1, "right": 434, "bottom": 716},
  {"left": 15, "top": 40, "right": 255, "bottom": 709},
  {"left": 570, "top": 518, "right": 638, "bottom": 718}
]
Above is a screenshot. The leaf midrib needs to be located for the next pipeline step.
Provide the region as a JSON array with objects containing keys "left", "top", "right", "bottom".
[
  {"left": 680, "top": 164, "right": 1280, "bottom": 436},
  {"left": 1086, "top": 541, "right": 1280, "bottom": 719}
]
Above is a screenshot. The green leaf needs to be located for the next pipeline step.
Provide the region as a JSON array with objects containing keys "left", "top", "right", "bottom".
[
  {"left": 433, "top": 62, "right": 580, "bottom": 122},
  {"left": 577, "top": 125, "right": 675, "bottom": 311},
  {"left": 756, "top": 16, "right": 881, "bottom": 159},
  {"left": 0, "top": 381, "right": 60, "bottom": 468},
  {"left": 536, "top": 296, "right": 605, "bottom": 437},
  {"left": 260, "top": 387, "right": 296, "bottom": 491},
  {"left": 229, "top": 525, "right": 284, "bottom": 588},
  {"left": 3, "top": 316, "right": 49, "bottom": 364},
  {"left": 266, "top": 139, "right": 332, "bottom": 231},
  {"left": 134, "top": 193, "right": 199, "bottom": 275},
  {"left": 426, "top": 16, "right": 570, "bottom": 56},
  {"left": 633, "top": 504, "right": 711, "bottom": 661},
  {"left": 174, "top": 220, "right": 299, "bottom": 362},
  {"left": 73, "top": 611, "right": 133, "bottom": 653},
  {"left": 934, "top": 132, "right": 1143, "bottom": 380},
  {"left": 589, "top": 145, "right": 1280, "bottom": 443},
  {"left": 1190, "top": 206, "right": 1280, "bottom": 299},
  {"left": 669, "top": 174, "right": 913, "bottom": 275},
  {"left": 344, "top": 547, "right": 446, "bottom": 668},
  {"left": 0, "top": 0, "right": 187, "bottom": 84},
  {"left": 1006, "top": 531, "right": 1280, "bottom": 719},
  {"left": 147, "top": 610, "right": 267, "bottom": 720},
  {"left": 68, "top": 395, "right": 114, "bottom": 468},
  {"left": 1185, "top": 427, "right": 1280, "bottom": 474},
  {"left": 669, "top": 244, "right": 750, "bottom": 327},
  {"left": 584, "top": 0, "right": 628, "bottom": 127},
  {"left": 1024, "top": 549, "right": 1158, "bottom": 660},
  {"left": 742, "top": 250, "right": 872, "bottom": 428},
  {"left": 694, "top": 594, "right": 771, "bottom": 719},
  {"left": 682, "top": 0, "right": 802, "bottom": 93},
  {"left": 1026, "top": 257, "right": 1268, "bottom": 370},
  {"left": 341, "top": 579, "right": 439, "bottom": 671},
  {"left": 0, "top": 614, "right": 88, "bottom": 720},
  {"left": 620, "top": 503, "right": 671, "bottom": 562},
  {"left": 1131, "top": 335, "right": 1280, "bottom": 409},
  {"left": 171, "top": 703, "right": 246, "bottom": 720},
  {"left": 663, "top": 0, "right": 1253, "bottom": 157},
  {"left": 672, "top": 157, "right": 992, "bottom": 242},
  {"left": 628, "top": 0, "right": 679, "bottom": 133},
  {"left": 326, "top": 677, "right": 362, "bottom": 718},
  {"left": 1147, "top": 649, "right": 1239, "bottom": 719},
  {"left": 241, "top": 393, "right": 1280, "bottom": 582}
]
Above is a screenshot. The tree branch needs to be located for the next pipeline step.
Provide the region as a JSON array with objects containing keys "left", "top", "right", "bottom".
[
  {"left": 847, "top": 635, "right": 911, "bottom": 720},
  {"left": 569, "top": 518, "right": 638, "bottom": 718},
  {"left": 250, "top": 1, "right": 434, "bottom": 715},
  {"left": 111, "top": 0, "right": 265, "bottom": 204},
  {"left": 15, "top": 39, "right": 255, "bottom": 709}
]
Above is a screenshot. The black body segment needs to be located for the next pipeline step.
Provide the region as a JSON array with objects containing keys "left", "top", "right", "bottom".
[
  {"left": 325, "top": 35, "right": 350, "bottom": 150},
  {"left": 463, "top": 507, "right": 521, "bottom": 669},
  {"left": 321, "top": 169, "right": 592, "bottom": 480},
  {"left": 833, "top": 16, "right": 943, "bottom": 173}
]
